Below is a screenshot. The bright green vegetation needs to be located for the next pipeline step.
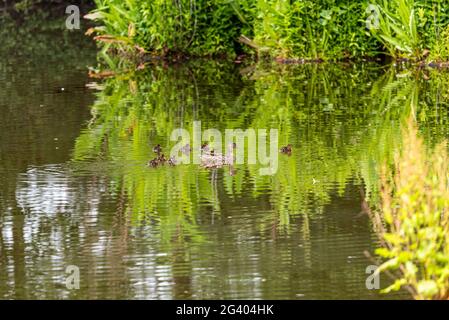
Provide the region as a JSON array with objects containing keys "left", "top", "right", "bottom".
[
  {"left": 85, "top": 0, "right": 252, "bottom": 58},
  {"left": 86, "top": 0, "right": 449, "bottom": 61},
  {"left": 251, "top": 0, "right": 378, "bottom": 59},
  {"left": 371, "top": 0, "right": 449, "bottom": 60},
  {"left": 373, "top": 120, "right": 449, "bottom": 300}
]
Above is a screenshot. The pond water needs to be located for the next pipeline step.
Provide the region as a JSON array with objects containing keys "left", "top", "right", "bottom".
[{"left": 1, "top": 30, "right": 448, "bottom": 300}]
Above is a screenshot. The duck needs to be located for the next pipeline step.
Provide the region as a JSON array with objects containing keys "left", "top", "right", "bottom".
[
  {"left": 280, "top": 144, "right": 292, "bottom": 155},
  {"left": 153, "top": 144, "right": 162, "bottom": 154},
  {"left": 201, "top": 142, "right": 209, "bottom": 152},
  {"left": 200, "top": 143, "right": 235, "bottom": 169}
]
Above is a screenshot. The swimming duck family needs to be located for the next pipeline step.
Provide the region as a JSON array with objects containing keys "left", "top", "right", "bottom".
[
  {"left": 147, "top": 145, "right": 176, "bottom": 168},
  {"left": 148, "top": 142, "right": 292, "bottom": 168}
]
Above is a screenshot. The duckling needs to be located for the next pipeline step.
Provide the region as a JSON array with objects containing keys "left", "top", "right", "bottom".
[
  {"left": 280, "top": 144, "right": 292, "bottom": 155},
  {"left": 147, "top": 158, "right": 159, "bottom": 168},
  {"left": 157, "top": 153, "right": 167, "bottom": 164},
  {"left": 168, "top": 156, "right": 177, "bottom": 166},
  {"left": 153, "top": 144, "right": 162, "bottom": 154}
]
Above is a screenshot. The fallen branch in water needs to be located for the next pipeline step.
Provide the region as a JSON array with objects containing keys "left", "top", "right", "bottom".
[
  {"left": 88, "top": 70, "right": 117, "bottom": 79},
  {"left": 93, "top": 35, "right": 127, "bottom": 45}
]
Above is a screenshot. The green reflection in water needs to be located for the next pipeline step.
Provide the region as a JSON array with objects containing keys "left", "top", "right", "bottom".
[
  {"left": 69, "top": 61, "right": 449, "bottom": 300},
  {"left": 73, "top": 62, "right": 421, "bottom": 228}
]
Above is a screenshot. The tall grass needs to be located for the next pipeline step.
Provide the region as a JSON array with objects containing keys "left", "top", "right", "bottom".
[{"left": 373, "top": 119, "right": 449, "bottom": 299}]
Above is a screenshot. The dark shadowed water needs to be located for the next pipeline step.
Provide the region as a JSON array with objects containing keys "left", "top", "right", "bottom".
[{"left": 1, "top": 29, "right": 448, "bottom": 300}]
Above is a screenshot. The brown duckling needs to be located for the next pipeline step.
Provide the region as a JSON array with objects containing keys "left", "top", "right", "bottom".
[
  {"left": 157, "top": 153, "right": 167, "bottom": 164},
  {"left": 147, "top": 158, "right": 159, "bottom": 167},
  {"left": 168, "top": 156, "right": 177, "bottom": 166},
  {"left": 280, "top": 144, "right": 292, "bottom": 155},
  {"left": 153, "top": 144, "right": 162, "bottom": 154}
]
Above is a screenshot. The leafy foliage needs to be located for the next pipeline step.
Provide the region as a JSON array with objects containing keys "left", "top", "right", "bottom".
[
  {"left": 252, "top": 0, "right": 379, "bottom": 60},
  {"left": 86, "top": 0, "right": 381, "bottom": 60},
  {"left": 371, "top": 0, "right": 449, "bottom": 59},
  {"left": 86, "top": 0, "right": 253, "bottom": 58}
]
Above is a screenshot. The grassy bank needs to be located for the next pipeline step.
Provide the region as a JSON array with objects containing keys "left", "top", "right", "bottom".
[{"left": 85, "top": 0, "right": 449, "bottom": 63}]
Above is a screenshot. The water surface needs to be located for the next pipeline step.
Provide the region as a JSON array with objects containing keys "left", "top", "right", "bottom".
[{"left": 1, "top": 31, "right": 448, "bottom": 299}]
